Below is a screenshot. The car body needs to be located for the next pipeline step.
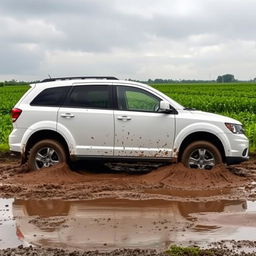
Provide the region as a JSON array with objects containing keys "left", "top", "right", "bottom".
[{"left": 9, "top": 76, "right": 249, "bottom": 170}]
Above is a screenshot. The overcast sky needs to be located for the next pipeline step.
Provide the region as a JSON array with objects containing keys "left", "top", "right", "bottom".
[{"left": 0, "top": 0, "right": 256, "bottom": 81}]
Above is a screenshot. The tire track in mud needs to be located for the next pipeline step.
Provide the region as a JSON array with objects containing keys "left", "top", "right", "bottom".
[{"left": 0, "top": 158, "right": 254, "bottom": 200}]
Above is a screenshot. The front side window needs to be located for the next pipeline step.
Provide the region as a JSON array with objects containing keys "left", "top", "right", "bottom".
[
  {"left": 64, "top": 85, "right": 112, "bottom": 109},
  {"left": 117, "top": 86, "right": 161, "bottom": 112},
  {"left": 30, "top": 86, "right": 71, "bottom": 107}
]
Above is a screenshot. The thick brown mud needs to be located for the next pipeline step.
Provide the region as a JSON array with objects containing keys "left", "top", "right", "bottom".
[{"left": 0, "top": 158, "right": 254, "bottom": 200}]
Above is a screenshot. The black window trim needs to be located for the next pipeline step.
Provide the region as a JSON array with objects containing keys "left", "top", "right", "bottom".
[
  {"left": 62, "top": 84, "right": 115, "bottom": 110},
  {"left": 114, "top": 85, "right": 178, "bottom": 114}
]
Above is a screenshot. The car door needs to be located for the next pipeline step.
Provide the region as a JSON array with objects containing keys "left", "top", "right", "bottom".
[
  {"left": 57, "top": 83, "right": 114, "bottom": 156},
  {"left": 114, "top": 85, "right": 176, "bottom": 158}
]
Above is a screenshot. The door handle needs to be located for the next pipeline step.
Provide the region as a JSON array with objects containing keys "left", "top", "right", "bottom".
[
  {"left": 117, "top": 116, "right": 131, "bottom": 121},
  {"left": 61, "top": 113, "right": 75, "bottom": 118}
]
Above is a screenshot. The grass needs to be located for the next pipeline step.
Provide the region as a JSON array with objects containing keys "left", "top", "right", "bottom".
[
  {"left": 167, "top": 245, "right": 214, "bottom": 256},
  {"left": 0, "top": 144, "right": 9, "bottom": 152}
]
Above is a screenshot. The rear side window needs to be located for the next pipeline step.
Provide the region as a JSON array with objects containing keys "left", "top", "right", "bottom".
[
  {"left": 63, "top": 85, "right": 112, "bottom": 109},
  {"left": 30, "top": 86, "right": 71, "bottom": 106}
]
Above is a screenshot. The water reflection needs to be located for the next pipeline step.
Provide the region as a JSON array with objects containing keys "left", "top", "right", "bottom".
[{"left": 10, "top": 198, "right": 247, "bottom": 250}]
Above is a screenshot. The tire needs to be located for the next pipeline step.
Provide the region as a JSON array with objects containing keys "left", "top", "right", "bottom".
[
  {"left": 181, "top": 141, "right": 222, "bottom": 170},
  {"left": 28, "top": 139, "right": 67, "bottom": 171}
]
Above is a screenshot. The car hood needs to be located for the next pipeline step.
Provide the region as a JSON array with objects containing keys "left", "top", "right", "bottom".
[{"left": 187, "top": 110, "right": 241, "bottom": 125}]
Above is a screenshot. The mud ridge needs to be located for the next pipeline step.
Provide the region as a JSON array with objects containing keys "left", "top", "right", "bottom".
[
  {"left": 8, "top": 162, "right": 247, "bottom": 190},
  {"left": 0, "top": 158, "right": 255, "bottom": 200},
  {"left": 138, "top": 163, "right": 246, "bottom": 189}
]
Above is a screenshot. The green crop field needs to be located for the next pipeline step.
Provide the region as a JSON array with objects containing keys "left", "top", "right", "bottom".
[
  {"left": 0, "top": 82, "right": 255, "bottom": 152},
  {"left": 0, "top": 85, "right": 30, "bottom": 151},
  {"left": 151, "top": 82, "right": 256, "bottom": 152}
]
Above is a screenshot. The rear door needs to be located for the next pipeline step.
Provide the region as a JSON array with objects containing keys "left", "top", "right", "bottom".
[
  {"left": 57, "top": 83, "right": 114, "bottom": 156},
  {"left": 113, "top": 85, "right": 176, "bottom": 158}
]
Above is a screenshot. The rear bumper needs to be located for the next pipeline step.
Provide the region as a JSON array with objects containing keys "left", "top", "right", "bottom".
[
  {"left": 9, "top": 128, "right": 26, "bottom": 153},
  {"left": 10, "top": 151, "right": 26, "bottom": 164},
  {"left": 226, "top": 156, "right": 249, "bottom": 165},
  {"left": 10, "top": 151, "right": 21, "bottom": 157}
]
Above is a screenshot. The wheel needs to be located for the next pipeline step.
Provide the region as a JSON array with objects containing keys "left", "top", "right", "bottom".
[
  {"left": 28, "top": 139, "right": 66, "bottom": 171},
  {"left": 181, "top": 141, "right": 222, "bottom": 170}
]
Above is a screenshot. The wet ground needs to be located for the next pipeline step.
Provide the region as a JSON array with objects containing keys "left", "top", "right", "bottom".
[
  {"left": 0, "top": 197, "right": 253, "bottom": 249},
  {"left": 1, "top": 155, "right": 256, "bottom": 255}
]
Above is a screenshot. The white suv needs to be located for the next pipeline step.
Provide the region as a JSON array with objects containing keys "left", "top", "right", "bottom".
[{"left": 9, "top": 76, "right": 249, "bottom": 171}]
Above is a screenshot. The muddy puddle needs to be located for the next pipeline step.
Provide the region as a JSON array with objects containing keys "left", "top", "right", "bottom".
[{"left": 1, "top": 197, "right": 256, "bottom": 251}]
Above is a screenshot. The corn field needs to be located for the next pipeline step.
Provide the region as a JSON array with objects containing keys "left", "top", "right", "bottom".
[
  {"left": 152, "top": 82, "right": 256, "bottom": 152},
  {"left": 0, "top": 83, "right": 255, "bottom": 152}
]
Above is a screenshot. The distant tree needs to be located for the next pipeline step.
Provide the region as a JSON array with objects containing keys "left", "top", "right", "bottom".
[
  {"left": 154, "top": 79, "right": 164, "bottom": 83},
  {"left": 223, "top": 74, "right": 235, "bottom": 82},
  {"left": 216, "top": 74, "right": 235, "bottom": 83},
  {"left": 217, "top": 76, "right": 223, "bottom": 83}
]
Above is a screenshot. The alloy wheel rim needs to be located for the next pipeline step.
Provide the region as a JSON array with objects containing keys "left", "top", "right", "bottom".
[
  {"left": 35, "top": 147, "right": 60, "bottom": 169},
  {"left": 188, "top": 148, "right": 215, "bottom": 170}
]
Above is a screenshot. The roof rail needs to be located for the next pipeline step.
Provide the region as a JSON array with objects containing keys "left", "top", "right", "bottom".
[{"left": 41, "top": 76, "right": 118, "bottom": 83}]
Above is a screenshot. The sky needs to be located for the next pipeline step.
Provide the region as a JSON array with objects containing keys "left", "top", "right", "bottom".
[{"left": 0, "top": 0, "right": 256, "bottom": 81}]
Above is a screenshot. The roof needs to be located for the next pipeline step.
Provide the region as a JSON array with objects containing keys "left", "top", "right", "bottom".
[{"left": 41, "top": 76, "right": 118, "bottom": 83}]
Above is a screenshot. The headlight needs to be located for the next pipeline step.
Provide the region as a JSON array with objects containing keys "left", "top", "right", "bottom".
[{"left": 225, "top": 123, "right": 244, "bottom": 134}]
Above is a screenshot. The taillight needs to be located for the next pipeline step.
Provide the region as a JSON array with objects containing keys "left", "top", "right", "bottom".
[
  {"left": 11, "top": 108, "right": 22, "bottom": 122},
  {"left": 16, "top": 226, "right": 24, "bottom": 240}
]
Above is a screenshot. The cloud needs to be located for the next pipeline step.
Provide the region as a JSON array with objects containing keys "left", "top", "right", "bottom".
[{"left": 0, "top": 0, "right": 256, "bottom": 80}]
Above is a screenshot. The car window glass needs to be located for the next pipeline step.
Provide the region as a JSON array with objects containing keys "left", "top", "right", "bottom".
[
  {"left": 64, "top": 85, "right": 112, "bottom": 109},
  {"left": 30, "top": 86, "right": 71, "bottom": 106},
  {"left": 117, "top": 86, "right": 160, "bottom": 112}
]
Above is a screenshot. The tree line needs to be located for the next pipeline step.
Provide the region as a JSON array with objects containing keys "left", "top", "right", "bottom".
[
  {"left": 132, "top": 74, "right": 256, "bottom": 83},
  {"left": 1, "top": 74, "right": 256, "bottom": 86}
]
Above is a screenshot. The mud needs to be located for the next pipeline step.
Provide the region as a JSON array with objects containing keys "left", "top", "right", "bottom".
[
  {"left": 1, "top": 155, "right": 256, "bottom": 255},
  {"left": 0, "top": 246, "right": 169, "bottom": 256},
  {"left": 138, "top": 163, "right": 247, "bottom": 189},
  {"left": 2, "top": 246, "right": 256, "bottom": 256},
  {"left": 0, "top": 157, "right": 253, "bottom": 200}
]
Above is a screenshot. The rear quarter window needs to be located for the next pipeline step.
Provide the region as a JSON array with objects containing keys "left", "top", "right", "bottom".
[{"left": 30, "top": 86, "right": 71, "bottom": 106}]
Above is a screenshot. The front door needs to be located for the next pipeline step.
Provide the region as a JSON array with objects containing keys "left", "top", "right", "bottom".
[
  {"left": 57, "top": 84, "right": 114, "bottom": 156},
  {"left": 114, "top": 85, "right": 175, "bottom": 158}
]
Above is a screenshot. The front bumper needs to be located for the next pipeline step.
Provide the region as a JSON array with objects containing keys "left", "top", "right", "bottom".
[
  {"left": 223, "top": 132, "right": 249, "bottom": 165},
  {"left": 225, "top": 133, "right": 249, "bottom": 157},
  {"left": 226, "top": 156, "right": 249, "bottom": 165}
]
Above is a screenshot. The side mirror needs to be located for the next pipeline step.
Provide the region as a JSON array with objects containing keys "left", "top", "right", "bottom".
[
  {"left": 159, "top": 100, "right": 171, "bottom": 112},
  {"left": 158, "top": 101, "right": 177, "bottom": 114}
]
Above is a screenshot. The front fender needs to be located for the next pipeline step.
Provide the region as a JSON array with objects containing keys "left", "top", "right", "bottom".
[{"left": 174, "top": 122, "right": 231, "bottom": 157}]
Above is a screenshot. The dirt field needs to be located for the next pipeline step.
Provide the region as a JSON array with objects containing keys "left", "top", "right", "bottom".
[{"left": 1, "top": 154, "right": 256, "bottom": 255}]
